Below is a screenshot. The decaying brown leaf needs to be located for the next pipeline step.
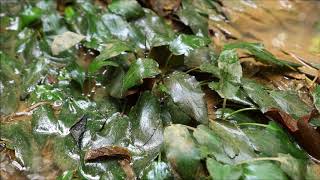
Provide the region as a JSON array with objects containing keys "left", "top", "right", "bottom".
[
  {"left": 148, "top": 0, "right": 181, "bottom": 16},
  {"left": 204, "top": 88, "right": 219, "bottom": 120},
  {"left": 295, "top": 111, "right": 320, "bottom": 160},
  {"left": 118, "top": 159, "right": 136, "bottom": 180},
  {"left": 84, "top": 146, "right": 131, "bottom": 162},
  {"left": 1, "top": 102, "right": 51, "bottom": 123},
  {"left": 84, "top": 146, "right": 135, "bottom": 179},
  {"left": 265, "top": 108, "right": 298, "bottom": 132},
  {"left": 265, "top": 108, "right": 320, "bottom": 160}
]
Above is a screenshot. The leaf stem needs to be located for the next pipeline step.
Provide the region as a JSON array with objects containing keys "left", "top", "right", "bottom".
[
  {"left": 238, "top": 123, "right": 269, "bottom": 128},
  {"left": 181, "top": 124, "right": 196, "bottom": 131},
  {"left": 223, "top": 107, "right": 258, "bottom": 120},
  {"left": 185, "top": 66, "right": 200, "bottom": 74},
  {"left": 164, "top": 53, "right": 173, "bottom": 70},
  {"left": 236, "top": 157, "right": 286, "bottom": 165},
  {"left": 199, "top": 81, "right": 210, "bottom": 86},
  {"left": 221, "top": 98, "right": 227, "bottom": 120}
]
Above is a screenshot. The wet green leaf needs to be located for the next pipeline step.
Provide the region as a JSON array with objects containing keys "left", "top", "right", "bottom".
[
  {"left": 209, "top": 121, "right": 256, "bottom": 163},
  {"left": 53, "top": 136, "right": 79, "bottom": 171},
  {"left": 140, "top": 161, "right": 173, "bottom": 180},
  {"left": 66, "top": 63, "right": 86, "bottom": 87},
  {"left": 133, "top": 10, "right": 175, "bottom": 47},
  {"left": 1, "top": 1, "right": 318, "bottom": 178},
  {"left": 224, "top": 42, "right": 301, "bottom": 68},
  {"left": 242, "top": 80, "right": 320, "bottom": 126},
  {"left": 19, "top": 6, "right": 42, "bottom": 29},
  {"left": 270, "top": 90, "right": 320, "bottom": 126},
  {"left": 184, "top": 47, "right": 216, "bottom": 68},
  {"left": 199, "top": 62, "right": 220, "bottom": 77},
  {"left": 93, "top": 40, "right": 133, "bottom": 62},
  {"left": 0, "top": 121, "right": 41, "bottom": 170},
  {"left": 193, "top": 125, "right": 232, "bottom": 163},
  {"left": 218, "top": 49, "right": 242, "bottom": 83},
  {"left": 122, "top": 58, "right": 161, "bottom": 92},
  {"left": 208, "top": 49, "right": 242, "bottom": 99},
  {"left": 0, "top": 51, "right": 21, "bottom": 80},
  {"left": 86, "top": 112, "right": 131, "bottom": 150},
  {"left": 57, "top": 170, "right": 73, "bottom": 180},
  {"left": 108, "top": 68, "right": 126, "bottom": 98},
  {"left": 89, "top": 40, "right": 132, "bottom": 73},
  {"left": 101, "top": 13, "right": 133, "bottom": 41},
  {"left": 177, "top": 4, "right": 208, "bottom": 37},
  {"left": 243, "top": 121, "right": 307, "bottom": 159},
  {"left": 29, "top": 85, "right": 64, "bottom": 102},
  {"left": 206, "top": 158, "right": 242, "bottom": 180},
  {"left": 79, "top": 13, "right": 112, "bottom": 42},
  {"left": 163, "top": 97, "right": 192, "bottom": 125},
  {"left": 64, "top": 6, "right": 76, "bottom": 21},
  {"left": 88, "top": 60, "right": 119, "bottom": 73},
  {"left": 41, "top": 12, "right": 65, "bottom": 35},
  {"left": 241, "top": 78, "right": 278, "bottom": 113},
  {"left": 169, "top": 34, "right": 210, "bottom": 55},
  {"left": 0, "top": 51, "right": 21, "bottom": 114},
  {"left": 243, "top": 161, "right": 288, "bottom": 180},
  {"left": 163, "top": 71, "right": 208, "bottom": 124},
  {"left": 129, "top": 91, "right": 163, "bottom": 172},
  {"left": 164, "top": 124, "right": 201, "bottom": 179},
  {"left": 32, "top": 105, "right": 63, "bottom": 136},
  {"left": 108, "top": 0, "right": 144, "bottom": 20}
]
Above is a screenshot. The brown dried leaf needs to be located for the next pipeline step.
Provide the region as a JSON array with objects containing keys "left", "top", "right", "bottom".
[
  {"left": 1, "top": 102, "right": 51, "bottom": 123},
  {"left": 267, "top": 108, "right": 320, "bottom": 160},
  {"left": 265, "top": 108, "right": 298, "bottom": 132},
  {"left": 149, "top": 0, "right": 181, "bottom": 16},
  {"left": 204, "top": 88, "right": 219, "bottom": 120},
  {"left": 295, "top": 111, "right": 320, "bottom": 160},
  {"left": 84, "top": 146, "right": 131, "bottom": 162},
  {"left": 118, "top": 159, "right": 136, "bottom": 180}
]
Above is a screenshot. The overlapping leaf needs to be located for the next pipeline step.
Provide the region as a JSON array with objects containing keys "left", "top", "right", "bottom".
[
  {"left": 208, "top": 49, "right": 242, "bottom": 99},
  {"left": 163, "top": 71, "right": 208, "bottom": 124},
  {"left": 224, "top": 42, "right": 301, "bottom": 68},
  {"left": 169, "top": 34, "right": 210, "bottom": 55},
  {"left": 108, "top": 0, "right": 144, "bottom": 20},
  {"left": 122, "top": 58, "right": 161, "bottom": 93},
  {"left": 164, "top": 124, "right": 201, "bottom": 179}
]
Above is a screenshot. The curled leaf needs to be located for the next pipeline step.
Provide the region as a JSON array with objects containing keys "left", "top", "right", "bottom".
[
  {"left": 265, "top": 108, "right": 298, "bottom": 132},
  {"left": 122, "top": 58, "right": 161, "bottom": 92},
  {"left": 70, "top": 115, "right": 88, "bottom": 148},
  {"left": 51, "top": 31, "right": 85, "bottom": 55},
  {"left": 84, "top": 146, "right": 131, "bottom": 162}
]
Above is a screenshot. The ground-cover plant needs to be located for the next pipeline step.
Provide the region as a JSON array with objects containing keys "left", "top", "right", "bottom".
[{"left": 0, "top": 0, "right": 319, "bottom": 179}]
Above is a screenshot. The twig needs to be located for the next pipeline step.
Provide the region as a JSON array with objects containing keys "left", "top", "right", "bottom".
[{"left": 2, "top": 101, "right": 51, "bottom": 122}]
